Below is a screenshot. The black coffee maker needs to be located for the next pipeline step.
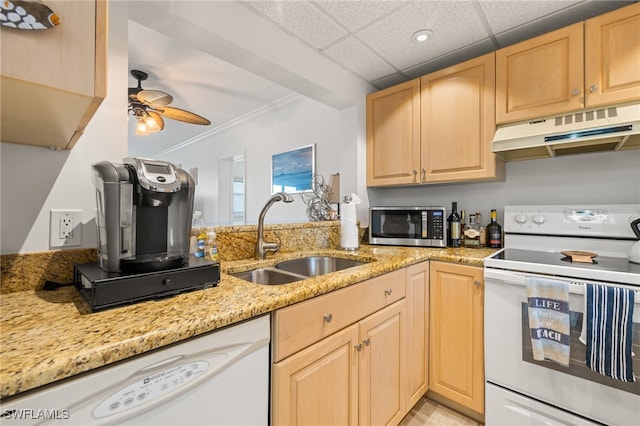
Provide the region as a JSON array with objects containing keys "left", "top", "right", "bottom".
[{"left": 75, "top": 157, "right": 219, "bottom": 311}]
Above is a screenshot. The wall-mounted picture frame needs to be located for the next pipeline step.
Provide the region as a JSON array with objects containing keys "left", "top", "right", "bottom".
[{"left": 271, "top": 144, "right": 315, "bottom": 193}]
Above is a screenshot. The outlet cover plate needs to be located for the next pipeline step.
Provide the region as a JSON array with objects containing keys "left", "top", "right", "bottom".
[{"left": 50, "top": 210, "right": 83, "bottom": 248}]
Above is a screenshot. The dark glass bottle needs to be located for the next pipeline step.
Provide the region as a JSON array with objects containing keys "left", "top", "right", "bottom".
[
  {"left": 447, "top": 202, "right": 461, "bottom": 248},
  {"left": 487, "top": 209, "right": 503, "bottom": 248}
]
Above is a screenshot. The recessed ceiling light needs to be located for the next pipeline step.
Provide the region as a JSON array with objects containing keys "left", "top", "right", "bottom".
[{"left": 412, "top": 29, "right": 433, "bottom": 43}]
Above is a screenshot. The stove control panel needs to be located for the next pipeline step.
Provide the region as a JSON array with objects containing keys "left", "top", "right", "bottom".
[
  {"left": 504, "top": 204, "right": 640, "bottom": 239},
  {"left": 562, "top": 208, "right": 610, "bottom": 224}
]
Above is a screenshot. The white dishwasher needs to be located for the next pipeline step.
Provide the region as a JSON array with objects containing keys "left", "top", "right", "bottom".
[{"left": 0, "top": 315, "right": 270, "bottom": 425}]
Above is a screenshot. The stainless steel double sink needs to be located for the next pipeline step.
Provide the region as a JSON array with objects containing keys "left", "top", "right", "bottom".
[{"left": 231, "top": 256, "right": 370, "bottom": 285}]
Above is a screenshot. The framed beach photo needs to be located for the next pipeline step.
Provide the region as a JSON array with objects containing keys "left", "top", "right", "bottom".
[{"left": 271, "top": 144, "right": 315, "bottom": 193}]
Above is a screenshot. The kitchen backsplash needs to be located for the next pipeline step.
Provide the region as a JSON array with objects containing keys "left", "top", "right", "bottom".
[{"left": 0, "top": 221, "right": 363, "bottom": 293}]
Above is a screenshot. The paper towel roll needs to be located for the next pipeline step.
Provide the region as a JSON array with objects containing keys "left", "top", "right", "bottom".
[{"left": 340, "top": 193, "right": 360, "bottom": 250}]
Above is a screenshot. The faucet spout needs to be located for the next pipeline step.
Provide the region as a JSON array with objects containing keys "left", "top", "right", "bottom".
[{"left": 255, "top": 192, "right": 294, "bottom": 260}]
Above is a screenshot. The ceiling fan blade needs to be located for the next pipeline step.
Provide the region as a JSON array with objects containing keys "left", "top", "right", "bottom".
[
  {"left": 137, "top": 89, "right": 173, "bottom": 107},
  {"left": 155, "top": 106, "right": 211, "bottom": 125}
]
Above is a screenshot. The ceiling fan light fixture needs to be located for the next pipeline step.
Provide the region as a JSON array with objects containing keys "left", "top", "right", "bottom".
[
  {"left": 412, "top": 29, "right": 433, "bottom": 43},
  {"left": 135, "top": 117, "right": 150, "bottom": 135},
  {"left": 143, "top": 112, "right": 162, "bottom": 133}
]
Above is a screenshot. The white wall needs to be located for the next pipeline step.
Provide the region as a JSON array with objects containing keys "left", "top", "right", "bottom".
[
  {"left": 155, "top": 94, "right": 360, "bottom": 225},
  {"left": 368, "top": 149, "right": 640, "bottom": 225},
  {"left": 0, "top": 2, "right": 129, "bottom": 254}
]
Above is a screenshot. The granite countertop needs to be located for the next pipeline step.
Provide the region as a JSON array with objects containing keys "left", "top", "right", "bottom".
[{"left": 0, "top": 245, "right": 495, "bottom": 399}]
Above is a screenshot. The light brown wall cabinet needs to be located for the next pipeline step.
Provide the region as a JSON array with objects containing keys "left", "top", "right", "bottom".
[
  {"left": 496, "top": 2, "right": 640, "bottom": 124},
  {"left": 428, "top": 261, "right": 484, "bottom": 419},
  {"left": 1, "top": 0, "right": 108, "bottom": 150},
  {"left": 366, "top": 80, "right": 421, "bottom": 186},
  {"left": 420, "top": 53, "right": 503, "bottom": 184},
  {"left": 272, "top": 263, "right": 429, "bottom": 425},
  {"left": 366, "top": 54, "right": 503, "bottom": 187}
]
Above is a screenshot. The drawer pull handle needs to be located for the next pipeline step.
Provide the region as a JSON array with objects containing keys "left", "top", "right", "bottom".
[
  {"left": 355, "top": 343, "right": 363, "bottom": 352},
  {"left": 384, "top": 288, "right": 392, "bottom": 296},
  {"left": 363, "top": 337, "right": 371, "bottom": 346},
  {"left": 323, "top": 313, "right": 333, "bottom": 323}
]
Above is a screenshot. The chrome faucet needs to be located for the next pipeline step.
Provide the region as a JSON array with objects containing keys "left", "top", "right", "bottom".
[{"left": 255, "top": 192, "right": 294, "bottom": 260}]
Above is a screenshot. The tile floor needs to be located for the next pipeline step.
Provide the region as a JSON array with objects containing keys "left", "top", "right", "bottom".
[{"left": 399, "top": 397, "right": 482, "bottom": 426}]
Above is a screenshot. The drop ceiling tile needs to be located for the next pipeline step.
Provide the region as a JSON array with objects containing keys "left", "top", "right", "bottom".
[
  {"left": 356, "top": 1, "right": 489, "bottom": 71},
  {"left": 479, "top": 0, "right": 582, "bottom": 35},
  {"left": 323, "top": 36, "right": 397, "bottom": 81},
  {"left": 243, "top": 0, "right": 347, "bottom": 49},
  {"left": 314, "top": 0, "right": 409, "bottom": 32}
]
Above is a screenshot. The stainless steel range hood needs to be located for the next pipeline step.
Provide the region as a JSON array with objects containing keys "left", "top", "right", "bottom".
[{"left": 492, "top": 102, "right": 640, "bottom": 161}]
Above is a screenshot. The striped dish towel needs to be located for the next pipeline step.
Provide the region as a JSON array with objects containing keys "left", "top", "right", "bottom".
[
  {"left": 584, "top": 284, "right": 635, "bottom": 382},
  {"left": 526, "top": 277, "right": 571, "bottom": 367}
]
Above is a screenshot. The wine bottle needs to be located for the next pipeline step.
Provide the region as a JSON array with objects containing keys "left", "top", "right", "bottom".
[
  {"left": 487, "top": 209, "right": 502, "bottom": 248},
  {"left": 447, "top": 202, "right": 461, "bottom": 248}
]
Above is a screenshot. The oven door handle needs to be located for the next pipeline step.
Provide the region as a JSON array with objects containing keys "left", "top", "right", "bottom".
[{"left": 484, "top": 268, "right": 640, "bottom": 298}]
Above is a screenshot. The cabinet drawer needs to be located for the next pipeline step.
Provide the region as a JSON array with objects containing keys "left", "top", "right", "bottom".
[{"left": 273, "top": 269, "right": 405, "bottom": 361}]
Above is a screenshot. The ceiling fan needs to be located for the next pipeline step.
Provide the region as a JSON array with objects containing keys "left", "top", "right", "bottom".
[{"left": 128, "top": 69, "right": 211, "bottom": 135}]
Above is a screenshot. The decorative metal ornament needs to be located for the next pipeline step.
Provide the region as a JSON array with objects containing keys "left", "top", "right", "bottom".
[
  {"left": 300, "top": 175, "right": 338, "bottom": 221},
  {"left": 0, "top": 0, "right": 60, "bottom": 30}
]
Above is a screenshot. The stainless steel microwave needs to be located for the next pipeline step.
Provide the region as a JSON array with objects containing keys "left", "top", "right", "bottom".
[{"left": 369, "top": 206, "right": 446, "bottom": 247}]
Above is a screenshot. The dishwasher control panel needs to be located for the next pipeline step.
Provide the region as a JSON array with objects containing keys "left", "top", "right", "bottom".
[{"left": 93, "top": 360, "right": 209, "bottom": 418}]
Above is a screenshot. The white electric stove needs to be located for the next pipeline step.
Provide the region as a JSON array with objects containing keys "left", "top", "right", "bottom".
[{"left": 484, "top": 205, "right": 640, "bottom": 426}]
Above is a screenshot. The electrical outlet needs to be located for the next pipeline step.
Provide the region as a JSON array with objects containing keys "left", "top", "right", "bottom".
[{"left": 50, "top": 210, "right": 82, "bottom": 248}]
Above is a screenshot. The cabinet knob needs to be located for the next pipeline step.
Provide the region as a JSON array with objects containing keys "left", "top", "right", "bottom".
[
  {"left": 571, "top": 89, "right": 580, "bottom": 96},
  {"left": 355, "top": 343, "right": 363, "bottom": 352},
  {"left": 474, "top": 280, "right": 482, "bottom": 287},
  {"left": 323, "top": 313, "right": 333, "bottom": 323},
  {"left": 421, "top": 168, "right": 426, "bottom": 183},
  {"left": 412, "top": 170, "right": 418, "bottom": 178},
  {"left": 384, "top": 288, "right": 392, "bottom": 296},
  {"left": 589, "top": 84, "right": 598, "bottom": 93},
  {"left": 363, "top": 337, "right": 371, "bottom": 346}
]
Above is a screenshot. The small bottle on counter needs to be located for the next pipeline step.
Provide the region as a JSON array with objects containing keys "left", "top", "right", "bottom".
[
  {"left": 475, "top": 212, "right": 486, "bottom": 247},
  {"left": 460, "top": 209, "right": 467, "bottom": 246},
  {"left": 192, "top": 211, "right": 206, "bottom": 258},
  {"left": 447, "top": 202, "right": 461, "bottom": 248},
  {"left": 463, "top": 213, "right": 481, "bottom": 248},
  {"left": 205, "top": 231, "right": 219, "bottom": 262},
  {"left": 486, "top": 209, "right": 503, "bottom": 248}
]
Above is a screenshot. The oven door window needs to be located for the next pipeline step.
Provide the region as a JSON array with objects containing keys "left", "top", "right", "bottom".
[{"left": 521, "top": 303, "right": 640, "bottom": 395}]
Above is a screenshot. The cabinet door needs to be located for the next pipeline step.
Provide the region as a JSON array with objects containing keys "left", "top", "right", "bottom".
[
  {"left": 421, "top": 53, "right": 502, "bottom": 183},
  {"left": 1, "top": 0, "right": 107, "bottom": 149},
  {"left": 429, "top": 262, "right": 484, "bottom": 415},
  {"left": 272, "top": 324, "right": 359, "bottom": 426},
  {"left": 404, "top": 262, "right": 429, "bottom": 409},
  {"left": 358, "top": 300, "right": 407, "bottom": 426},
  {"left": 366, "top": 79, "right": 421, "bottom": 186},
  {"left": 496, "top": 23, "right": 584, "bottom": 124},
  {"left": 585, "top": 2, "right": 640, "bottom": 108}
]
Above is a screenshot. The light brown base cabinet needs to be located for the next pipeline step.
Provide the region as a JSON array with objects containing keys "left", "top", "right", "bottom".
[
  {"left": 428, "top": 261, "right": 484, "bottom": 421},
  {"left": 272, "top": 262, "right": 429, "bottom": 426}
]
